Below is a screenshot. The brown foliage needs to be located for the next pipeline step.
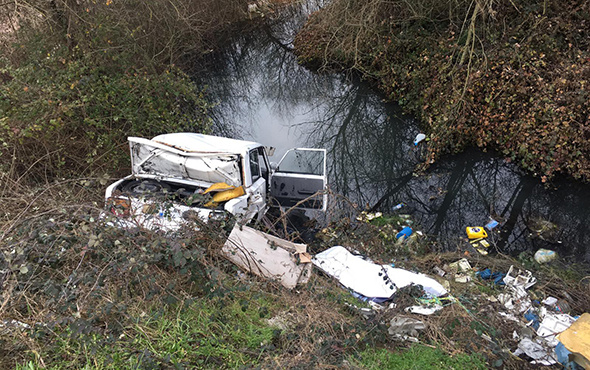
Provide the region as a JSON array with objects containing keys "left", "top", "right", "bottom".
[{"left": 294, "top": 0, "right": 590, "bottom": 181}]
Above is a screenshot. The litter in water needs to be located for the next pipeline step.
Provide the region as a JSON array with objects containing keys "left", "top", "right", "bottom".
[
  {"left": 485, "top": 219, "right": 499, "bottom": 230},
  {"left": 466, "top": 226, "right": 488, "bottom": 239}
]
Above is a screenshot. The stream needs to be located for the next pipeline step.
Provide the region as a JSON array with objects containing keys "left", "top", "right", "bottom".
[{"left": 194, "top": 5, "right": 590, "bottom": 262}]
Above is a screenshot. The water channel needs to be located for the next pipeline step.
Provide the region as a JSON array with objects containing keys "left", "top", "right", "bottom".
[{"left": 194, "top": 5, "right": 590, "bottom": 262}]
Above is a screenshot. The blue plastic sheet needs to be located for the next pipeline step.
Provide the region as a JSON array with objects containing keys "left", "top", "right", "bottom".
[
  {"left": 555, "top": 342, "right": 585, "bottom": 370},
  {"left": 524, "top": 309, "right": 540, "bottom": 330},
  {"left": 475, "top": 268, "right": 505, "bottom": 285}
]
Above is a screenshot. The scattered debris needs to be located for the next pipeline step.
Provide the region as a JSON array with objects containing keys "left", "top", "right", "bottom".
[
  {"left": 405, "top": 304, "right": 444, "bottom": 315},
  {"left": 542, "top": 297, "right": 559, "bottom": 306},
  {"left": 356, "top": 211, "right": 383, "bottom": 222},
  {"left": 542, "top": 297, "right": 571, "bottom": 314},
  {"left": 344, "top": 303, "right": 377, "bottom": 319},
  {"left": 538, "top": 313, "right": 577, "bottom": 346},
  {"left": 413, "top": 133, "right": 426, "bottom": 146},
  {"left": 559, "top": 313, "right": 590, "bottom": 369},
  {"left": 391, "top": 203, "right": 404, "bottom": 211},
  {"left": 447, "top": 258, "right": 473, "bottom": 283},
  {"left": 485, "top": 219, "right": 499, "bottom": 230},
  {"left": 527, "top": 217, "right": 559, "bottom": 242},
  {"left": 448, "top": 258, "right": 472, "bottom": 273},
  {"left": 0, "top": 319, "right": 31, "bottom": 334},
  {"left": 432, "top": 266, "right": 446, "bottom": 277},
  {"left": 222, "top": 225, "right": 312, "bottom": 289},
  {"left": 476, "top": 268, "right": 505, "bottom": 285},
  {"left": 266, "top": 311, "right": 294, "bottom": 331},
  {"left": 388, "top": 316, "right": 426, "bottom": 342},
  {"left": 469, "top": 237, "right": 490, "bottom": 255},
  {"left": 396, "top": 226, "right": 413, "bottom": 241},
  {"left": 503, "top": 265, "right": 537, "bottom": 289},
  {"left": 513, "top": 337, "right": 557, "bottom": 365},
  {"left": 466, "top": 226, "right": 487, "bottom": 239},
  {"left": 554, "top": 342, "right": 583, "bottom": 369}
]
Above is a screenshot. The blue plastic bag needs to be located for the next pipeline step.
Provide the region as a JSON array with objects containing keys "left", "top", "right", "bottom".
[{"left": 396, "top": 226, "right": 413, "bottom": 240}]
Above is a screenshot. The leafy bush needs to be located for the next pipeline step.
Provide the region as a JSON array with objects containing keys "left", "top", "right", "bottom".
[
  {"left": 295, "top": 0, "right": 590, "bottom": 181},
  {"left": 0, "top": 43, "right": 213, "bottom": 181},
  {"left": 0, "top": 0, "right": 252, "bottom": 182},
  {"left": 0, "top": 201, "right": 259, "bottom": 367}
]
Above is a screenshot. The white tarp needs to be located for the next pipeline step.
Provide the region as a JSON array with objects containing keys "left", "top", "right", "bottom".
[{"left": 312, "top": 246, "right": 447, "bottom": 299}]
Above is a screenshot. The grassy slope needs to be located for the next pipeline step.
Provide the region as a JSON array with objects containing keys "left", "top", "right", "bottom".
[
  {"left": 3, "top": 201, "right": 589, "bottom": 368},
  {"left": 294, "top": 0, "right": 589, "bottom": 181}
]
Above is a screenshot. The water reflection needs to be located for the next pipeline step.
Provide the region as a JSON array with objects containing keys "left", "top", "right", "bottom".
[{"left": 195, "top": 11, "right": 590, "bottom": 261}]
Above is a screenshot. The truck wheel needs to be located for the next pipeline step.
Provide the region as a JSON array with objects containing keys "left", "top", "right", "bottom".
[{"left": 122, "top": 180, "right": 171, "bottom": 195}]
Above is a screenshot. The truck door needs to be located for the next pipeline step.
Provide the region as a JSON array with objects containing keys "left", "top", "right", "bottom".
[
  {"left": 247, "top": 147, "right": 268, "bottom": 220},
  {"left": 270, "top": 148, "right": 327, "bottom": 211}
]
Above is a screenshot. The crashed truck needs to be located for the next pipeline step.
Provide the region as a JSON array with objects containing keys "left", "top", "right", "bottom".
[{"left": 104, "top": 133, "right": 327, "bottom": 230}]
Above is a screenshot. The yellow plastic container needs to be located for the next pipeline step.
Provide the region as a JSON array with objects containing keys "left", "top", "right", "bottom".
[{"left": 466, "top": 227, "right": 487, "bottom": 239}]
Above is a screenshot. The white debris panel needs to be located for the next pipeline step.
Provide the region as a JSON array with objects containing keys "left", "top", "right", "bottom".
[
  {"left": 312, "top": 246, "right": 447, "bottom": 299},
  {"left": 222, "top": 225, "right": 312, "bottom": 289}
]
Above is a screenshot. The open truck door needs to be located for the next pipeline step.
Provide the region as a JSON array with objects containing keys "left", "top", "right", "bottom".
[{"left": 270, "top": 148, "right": 327, "bottom": 211}]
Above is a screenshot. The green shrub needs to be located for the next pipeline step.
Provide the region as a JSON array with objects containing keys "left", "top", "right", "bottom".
[
  {"left": 0, "top": 43, "right": 213, "bottom": 180},
  {"left": 295, "top": 0, "right": 590, "bottom": 181},
  {"left": 0, "top": 0, "right": 252, "bottom": 182}
]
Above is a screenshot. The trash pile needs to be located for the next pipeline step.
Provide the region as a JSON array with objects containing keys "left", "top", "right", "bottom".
[{"left": 220, "top": 213, "right": 589, "bottom": 368}]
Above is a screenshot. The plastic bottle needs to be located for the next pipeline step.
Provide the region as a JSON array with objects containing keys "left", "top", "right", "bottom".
[
  {"left": 413, "top": 133, "right": 426, "bottom": 146},
  {"left": 392, "top": 203, "right": 404, "bottom": 211}
]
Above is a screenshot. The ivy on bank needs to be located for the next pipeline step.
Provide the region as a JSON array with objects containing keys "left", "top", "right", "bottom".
[{"left": 0, "top": 41, "right": 213, "bottom": 180}]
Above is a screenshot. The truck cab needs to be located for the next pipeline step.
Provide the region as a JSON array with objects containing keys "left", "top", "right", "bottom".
[{"left": 104, "top": 133, "right": 326, "bottom": 230}]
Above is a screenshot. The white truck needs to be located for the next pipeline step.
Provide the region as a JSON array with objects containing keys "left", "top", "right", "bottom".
[{"left": 104, "top": 133, "right": 327, "bottom": 230}]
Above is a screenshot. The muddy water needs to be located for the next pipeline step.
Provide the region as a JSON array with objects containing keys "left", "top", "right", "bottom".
[{"left": 195, "top": 9, "right": 590, "bottom": 261}]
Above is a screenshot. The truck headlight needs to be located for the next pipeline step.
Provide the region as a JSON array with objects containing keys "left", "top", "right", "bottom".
[
  {"left": 106, "top": 197, "right": 131, "bottom": 217},
  {"left": 208, "top": 210, "right": 228, "bottom": 221}
]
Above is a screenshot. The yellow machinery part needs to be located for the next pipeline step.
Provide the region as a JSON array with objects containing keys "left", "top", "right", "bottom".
[
  {"left": 203, "top": 182, "right": 236, "bottom": 194},
  {"left": 204, "top": 186, "right": 245, "bottom": 208}
]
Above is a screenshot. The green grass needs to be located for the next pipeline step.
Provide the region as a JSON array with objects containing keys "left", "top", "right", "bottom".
[
  {"left": 352, "top": 345, "right": 487, "bottom": 369},
  {"left": 18, "top": 293, "right": 280, "bottom": 369},
  {"left": 129, "top": 297, "right": 278, "bottom": 367}
]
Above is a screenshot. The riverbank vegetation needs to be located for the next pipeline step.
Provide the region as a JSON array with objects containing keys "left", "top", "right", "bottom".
[
  {"left": 0, "top": 0, "right": 253, "bottom": 182},
  {"left": 2, "top": 198, "right": 589, "bottom": 368},
  {"left": 294, "top": 0, "right": 589, "bottom": 181},
  {"left": 1, "top": 1, "right": 589, "bottom": 368}
]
